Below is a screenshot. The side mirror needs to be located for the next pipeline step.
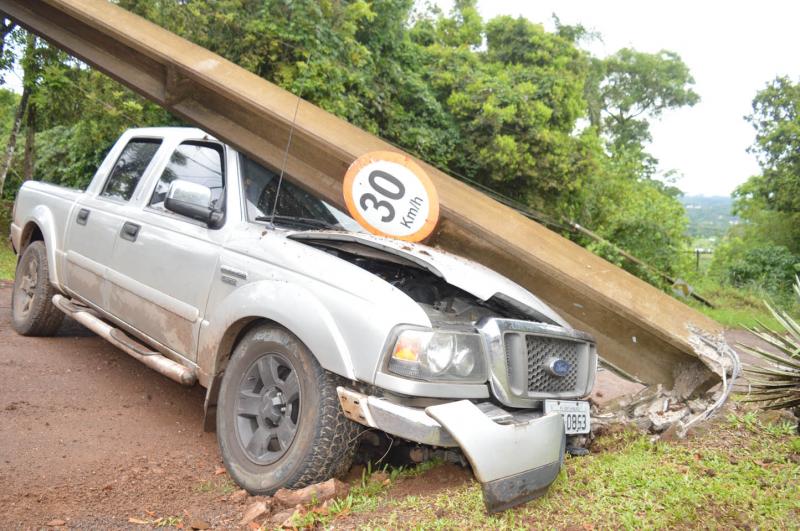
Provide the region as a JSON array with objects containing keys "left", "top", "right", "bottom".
[{"left": 164, "top": 180, "right": 223, "bottom": 228}]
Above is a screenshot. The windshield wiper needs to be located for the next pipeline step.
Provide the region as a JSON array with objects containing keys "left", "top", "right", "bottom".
[{"left": 254, "top": 215, "right": 335, "bottom": 230}]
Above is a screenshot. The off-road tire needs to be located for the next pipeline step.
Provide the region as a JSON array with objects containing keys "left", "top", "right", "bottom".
[
  {"left": 217, "top": 323, "right": 359, "bottom": 494},
  {"left": 11, "top": 241, "right": 64, "bottom": 336}
]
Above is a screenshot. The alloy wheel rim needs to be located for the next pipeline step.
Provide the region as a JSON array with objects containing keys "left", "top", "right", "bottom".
[
  {"left": 14, "top": 254, "right": 39, "bottom": 319},
  {"left": 234, "top": 352, "right": 301, "bottom": 465}
]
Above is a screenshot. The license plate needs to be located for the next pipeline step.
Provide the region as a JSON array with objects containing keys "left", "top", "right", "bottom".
[{"left": 544, "top": 400, "right": 590, "bottom": 435}]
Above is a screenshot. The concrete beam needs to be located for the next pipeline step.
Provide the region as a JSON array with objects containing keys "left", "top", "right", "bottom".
[{"left": 0, "top": 0, "right": 723, "bottom": 388}]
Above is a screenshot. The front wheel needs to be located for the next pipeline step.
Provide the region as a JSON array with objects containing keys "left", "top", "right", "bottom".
[
  {"left": 11, "top": 241, "right": 64, "bottom": 336},
  {"left": 216, "top": 323, "right": 359, "bottom": 494}
]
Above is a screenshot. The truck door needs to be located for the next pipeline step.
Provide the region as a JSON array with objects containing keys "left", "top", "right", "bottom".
[
  {"left": 106, "top": 140, "right": 228, "bottom": 360},
  {"left": 64, "top": 137, "right": 163, "bottom": 309}
]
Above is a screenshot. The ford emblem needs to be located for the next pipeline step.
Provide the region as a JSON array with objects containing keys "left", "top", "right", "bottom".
[{"left": 545, "top": 357, "right": 571, "bottom": 377}]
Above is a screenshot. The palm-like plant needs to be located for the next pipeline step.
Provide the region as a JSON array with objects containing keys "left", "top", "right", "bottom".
[{"left": 740, "top": 277, "right": 800, "bottom": 411}]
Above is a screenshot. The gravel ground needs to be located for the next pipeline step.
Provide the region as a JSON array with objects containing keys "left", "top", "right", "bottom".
[{"left": 0, "top": 282, "right": 242, "bottom": 528}]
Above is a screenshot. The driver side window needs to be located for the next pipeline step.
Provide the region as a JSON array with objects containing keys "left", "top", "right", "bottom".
[{"left": 149, "top": 141, "right": 225, "bottom": 214}]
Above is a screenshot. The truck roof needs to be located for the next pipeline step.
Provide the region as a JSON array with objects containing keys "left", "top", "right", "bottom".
[{"left": 123, "top": 126, "right": 219, "bottom": 141}]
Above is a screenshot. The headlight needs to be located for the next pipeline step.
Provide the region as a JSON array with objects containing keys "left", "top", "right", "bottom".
[{"left": 387, "top": 328, "right": 487, "bottom": 383}]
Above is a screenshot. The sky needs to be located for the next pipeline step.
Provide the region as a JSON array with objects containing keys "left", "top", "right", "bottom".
[{"left": 437, "top": 0, "right": 800, "bottom": 197}]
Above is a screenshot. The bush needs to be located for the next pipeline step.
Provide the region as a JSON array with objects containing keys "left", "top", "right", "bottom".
[
  {"left": 726, "top": 244, "right": 800, "bottom": 297},
  {"left": 575, "top": 172, "right": 693, "bottom": 285},
  {"left": 0, "top": 199, "right": 11, "bottom": 237}
]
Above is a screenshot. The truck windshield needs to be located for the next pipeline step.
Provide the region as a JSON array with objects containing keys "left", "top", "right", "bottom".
[{"left": 240, "top": 154, "right": 363, "bottom": 232}]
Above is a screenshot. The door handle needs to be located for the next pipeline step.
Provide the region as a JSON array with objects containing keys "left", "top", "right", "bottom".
[
  {"left": 76, "top": 208, "right": 90, "bottom": 226},
  {"left": 120, "top": 221, "right": 141, "bottom": 242}
]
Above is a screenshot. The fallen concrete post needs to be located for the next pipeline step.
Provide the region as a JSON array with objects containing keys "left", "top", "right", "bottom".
[{"left": 0, "top": 0, "right": 728, "bottom": 391}]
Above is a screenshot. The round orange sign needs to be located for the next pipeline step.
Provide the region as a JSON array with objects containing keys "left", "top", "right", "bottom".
[{"left": 343, "top": 151, "right": 440, "bottom": 242}]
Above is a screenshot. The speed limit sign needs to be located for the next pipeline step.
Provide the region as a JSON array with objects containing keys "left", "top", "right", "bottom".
[{"left": 343, "top": 151, "right": 440, "bottom": 242}]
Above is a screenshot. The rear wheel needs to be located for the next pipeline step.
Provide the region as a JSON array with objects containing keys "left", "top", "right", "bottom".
[
  {"left": 11, "top": 241, "right": 64, "bottom": 336},
  {"left": 217, "top": 323, "right": 359, "bottom": 494}
]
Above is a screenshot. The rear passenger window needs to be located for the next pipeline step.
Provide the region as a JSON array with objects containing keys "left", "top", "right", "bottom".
[
  {"left": 100, "top": 138, "right": 162, "bottom": 201},
  {"left": 149, "top": 142, "right": 225, "bottom": 211}
]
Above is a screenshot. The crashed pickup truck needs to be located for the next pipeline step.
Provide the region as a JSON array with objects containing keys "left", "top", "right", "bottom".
[{"left": 9, "top": 127, "right": 597, "bottom": 511}]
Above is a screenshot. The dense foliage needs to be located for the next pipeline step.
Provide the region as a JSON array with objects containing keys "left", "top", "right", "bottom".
[
  {"left": 744, "top": 77, "right": 800, "bottom": 217},
  {"left": 0, "top": 0, "right": 704, "bottom": 288},
  {"left": 707, "top": 76, "right": 800, "bottom": 305},
  {"left": 717, "top": 243, "right": 799, "bottom": 295}
]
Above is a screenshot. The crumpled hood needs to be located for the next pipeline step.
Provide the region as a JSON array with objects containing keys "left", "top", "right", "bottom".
[{"left": 288, "top": 231, "right": 570, "bottom": 328}]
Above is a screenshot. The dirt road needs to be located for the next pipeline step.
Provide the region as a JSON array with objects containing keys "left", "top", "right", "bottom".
[{"left": 0, "top": 282, "right": 240, "bottom": 528}]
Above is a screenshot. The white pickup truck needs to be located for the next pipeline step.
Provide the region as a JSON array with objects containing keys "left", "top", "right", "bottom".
[{"left": 9, "top": 127, "right": 597, "bottom": 511}]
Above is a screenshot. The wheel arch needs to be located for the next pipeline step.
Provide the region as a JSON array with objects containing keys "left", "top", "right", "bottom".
[
  {"left": 18, "top": 207, "right": 62, "bottom": 289},
  {"left": 199, "top": 280, "right": 356, "bottom": 376},
  {"left": 19, "top": 220, "right": 45, "bottom": 252},
  {"left": 199, "top": 283, "right": 358, "bottom": 431},
  {"left": 201, "top": 315, "right": 267, "bottom": 431}
]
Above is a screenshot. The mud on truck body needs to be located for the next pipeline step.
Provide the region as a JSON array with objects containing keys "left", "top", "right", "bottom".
[{"left": 9, "top": 127, "right": 597, "bottom": 512}]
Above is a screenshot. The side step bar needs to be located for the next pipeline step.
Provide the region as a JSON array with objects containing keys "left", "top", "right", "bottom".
[{"left": 52, "top": 294, "right": 197, "bottom": 386}]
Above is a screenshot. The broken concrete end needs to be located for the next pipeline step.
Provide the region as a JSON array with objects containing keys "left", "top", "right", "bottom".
[{"left": 591, "top": 324, "right": 743, "bottom": 441}]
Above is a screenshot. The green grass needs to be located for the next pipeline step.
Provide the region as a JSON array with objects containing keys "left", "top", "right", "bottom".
[
  {"left": 152, "top": 516, "right": 183, "bottom": 528},
  {"left": 688, "top": 284, "right": 786, "bottom": 329},
  {"left": 306, "top": 404, "right": 800, "bottom": 530},
  {"left": 195, "top": 476, "right": 237, "bottom": 495},
  {"left": 0, "top": 241, "right": 15, "bottom": 281},
  {"left": 699, "top": 304, "right": 782, "bottom": 330}
]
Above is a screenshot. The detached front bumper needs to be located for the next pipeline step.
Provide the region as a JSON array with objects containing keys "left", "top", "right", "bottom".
[{"left": 337, "top": 388, "right": 565, "bottom": 512}]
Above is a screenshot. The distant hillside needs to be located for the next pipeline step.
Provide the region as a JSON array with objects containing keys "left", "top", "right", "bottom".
[{"left": 679, "top": 195, "right": 738, "bottom": 240}]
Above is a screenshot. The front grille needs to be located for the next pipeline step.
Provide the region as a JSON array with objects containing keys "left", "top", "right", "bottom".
[
  {"left": 481, "top": 318, "right": 596, "bottom": 407},
  {"left": 524, "top": 335, "right": 579, "bottom": 393}
]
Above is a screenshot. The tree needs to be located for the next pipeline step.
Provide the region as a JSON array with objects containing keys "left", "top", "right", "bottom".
[
  {"left": 411, "top": 9, "right": 600, "bottom": 210},
  {"left": 586, "top": 48, "right": 699, "bottom": 179},
  {"left": 0, "top": 26, "right": 176, "bottom": 198},
  {"left": 732, "top": 176, "right": 800, "bottom": 255},
  {"left": 0, "top": 18, "right": 15, "bottom": 78},
  {"left": 731, "top": 77, "right": 800, "bottom": 254},
  {"left": 0, "top": 31, "right": 34, "bottom": 197},
  {"left": 710, "top": 77, "right": 800, "bottom": 301},
  {"left": 742, "top": 76, "right": 800, "bottom": 214},
  {"left": 572, "top": 163, "right": 691, "bottom": 282}
]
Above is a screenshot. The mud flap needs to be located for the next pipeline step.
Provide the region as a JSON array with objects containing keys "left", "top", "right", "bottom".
[{"left": 426, "top": 400, "right": 565, "bottom": 513}]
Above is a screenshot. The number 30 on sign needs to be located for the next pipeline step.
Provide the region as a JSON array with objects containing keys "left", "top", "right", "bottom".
[{"left": 343, "top": 151, "right": 440, "bottom": 242}]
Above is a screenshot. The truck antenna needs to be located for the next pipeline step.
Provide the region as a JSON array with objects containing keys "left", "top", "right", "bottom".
[{"left": 269, "top": 61, "right": 307, "bottom": 227}]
